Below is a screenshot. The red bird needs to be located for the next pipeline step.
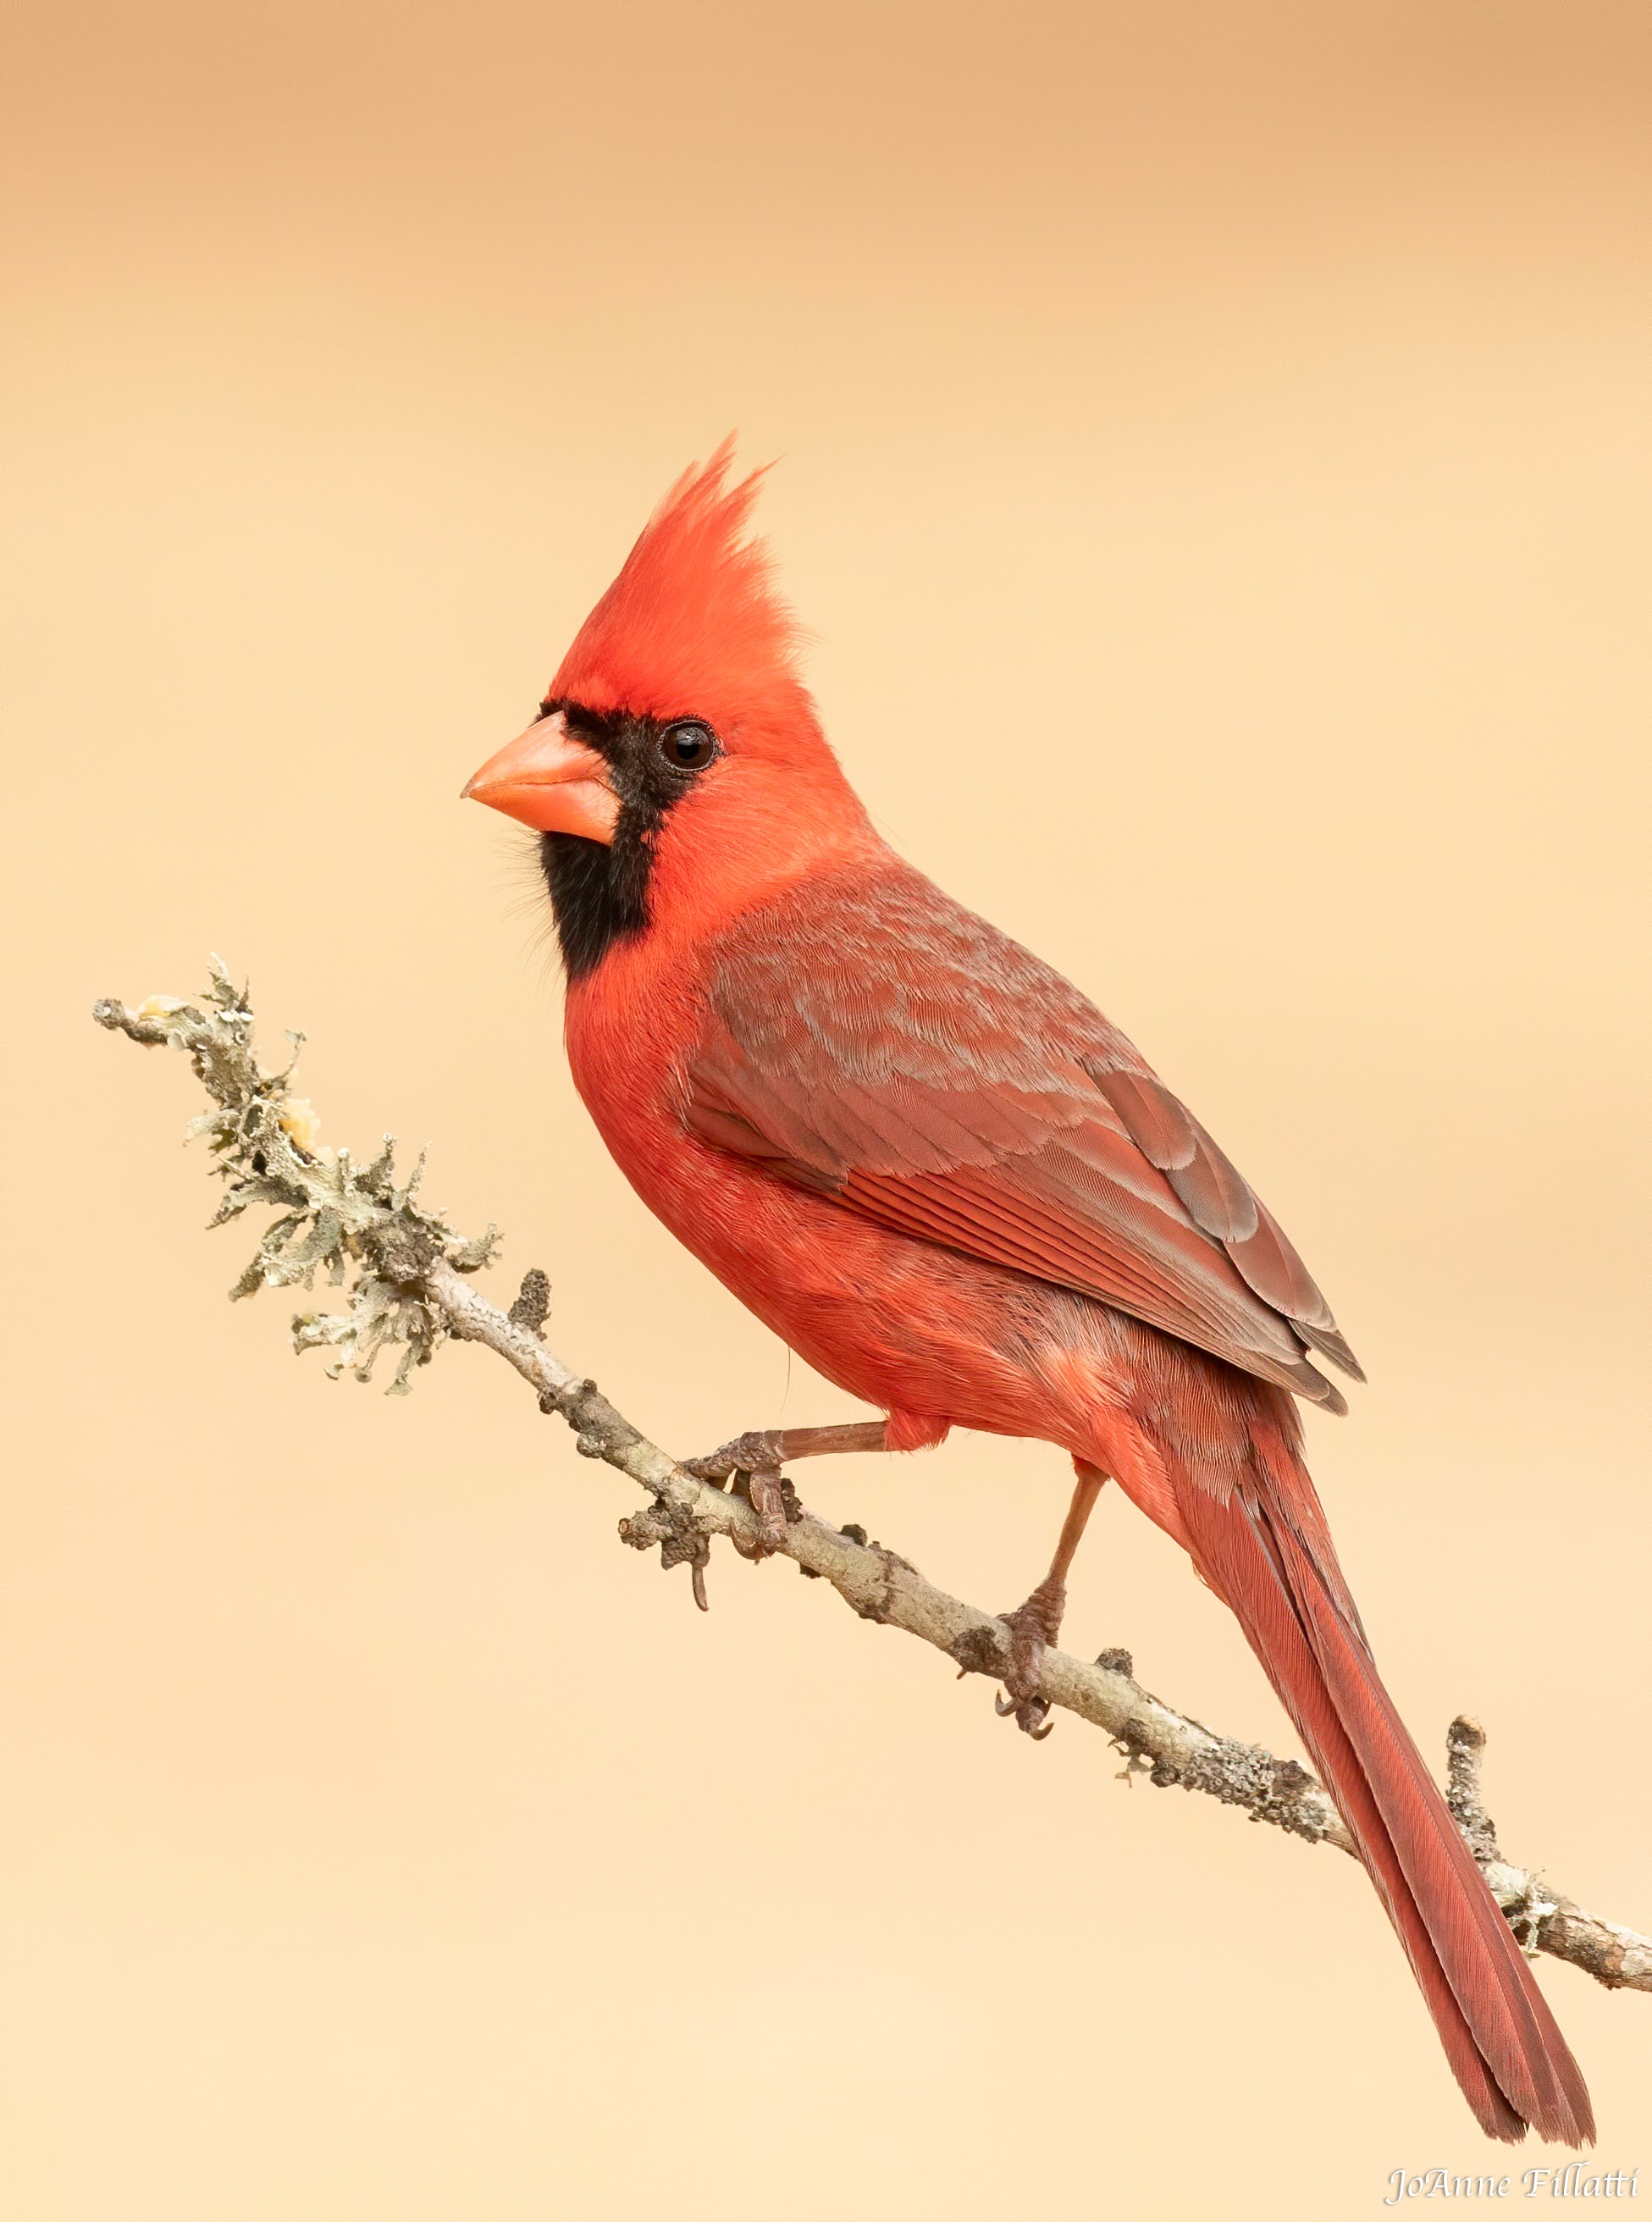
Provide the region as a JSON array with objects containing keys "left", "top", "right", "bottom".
[{"left": 464, "top": 444, "right": 1592, "bottom": 2146}]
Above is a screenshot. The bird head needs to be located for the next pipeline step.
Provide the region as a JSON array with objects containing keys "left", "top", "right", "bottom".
[{"left": 463, "top": 441, "right": 873, "bottom": 976}]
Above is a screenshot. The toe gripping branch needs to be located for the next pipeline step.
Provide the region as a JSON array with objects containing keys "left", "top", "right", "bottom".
[
  {"left": 994, "top": 1574, "right": 1069, "bottom": 1739},
  {"left": 682, "top": 1430, "right": 799, "bottom": 1560},
  {"left": 619, "top": 1423, "right": 883, "bottom": 1609},
  {"left": 617, "top": 1432, "right": 805, "bottom": 1612}
]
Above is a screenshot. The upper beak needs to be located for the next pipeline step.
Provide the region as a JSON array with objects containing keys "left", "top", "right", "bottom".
[{"left": 461, "top": 710, "right": 620, "bottom": 843}]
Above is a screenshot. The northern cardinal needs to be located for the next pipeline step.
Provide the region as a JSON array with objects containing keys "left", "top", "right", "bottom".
[{"left": 464, "top": 443, "right": 1592, "bottom": 2146}]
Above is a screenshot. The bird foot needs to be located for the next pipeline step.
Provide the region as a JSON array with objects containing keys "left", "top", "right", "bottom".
[
  {"left": 682, "top": 1431, "right": 793, "bottom": 1557},
  {"left": 993, "top": 1575, "right": 1067, "bottom": 1739}
]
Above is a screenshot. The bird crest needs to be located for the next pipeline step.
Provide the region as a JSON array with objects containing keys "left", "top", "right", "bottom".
[{"left": 549, "top": 439, "right": 814, "bottom": 745}]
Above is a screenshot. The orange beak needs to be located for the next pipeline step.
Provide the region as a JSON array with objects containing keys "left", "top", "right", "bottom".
[{"left": 461, "top": 711, "right": 621, "bottom": 843}]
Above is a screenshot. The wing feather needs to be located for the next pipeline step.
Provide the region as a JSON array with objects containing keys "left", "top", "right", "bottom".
[{"left": 683, "top": 864, "right": 1360, "bottom": 1408}]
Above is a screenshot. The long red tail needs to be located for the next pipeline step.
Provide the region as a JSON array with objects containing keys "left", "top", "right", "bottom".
[{"left": 1175, "top": 1441, "right": 1593, "bottom": 2146}]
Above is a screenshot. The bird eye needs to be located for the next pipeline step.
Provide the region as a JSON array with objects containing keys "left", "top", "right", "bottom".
[{"left": 659, "top": 720, "right": 717, "bottom": 771}]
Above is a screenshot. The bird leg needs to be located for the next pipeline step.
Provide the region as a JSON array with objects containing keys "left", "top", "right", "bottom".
[
  {"left": 683, "top": 1421, "right": 890, "bottom": 1556},
  {"left": 996, "top": 1462, "right": 1108, "bottom": 1738}
]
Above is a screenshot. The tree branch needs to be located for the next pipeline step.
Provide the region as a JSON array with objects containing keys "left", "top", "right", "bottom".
[{"left": 94, "top": 964, "right": 1651, "bottom": 1995}]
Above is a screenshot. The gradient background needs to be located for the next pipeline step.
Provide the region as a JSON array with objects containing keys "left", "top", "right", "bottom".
[{"left": 3, "top": 3, "right": 1649, "bottom": 2214}]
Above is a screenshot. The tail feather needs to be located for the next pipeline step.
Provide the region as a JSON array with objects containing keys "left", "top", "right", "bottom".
[{"left": 1178, "top": 1453, "right": 1594, "bottom": 2147}]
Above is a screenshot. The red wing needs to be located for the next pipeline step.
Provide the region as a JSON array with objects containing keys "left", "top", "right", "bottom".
[{"left": 684, "top": 865, "right": 1362, "bottom": 1410}]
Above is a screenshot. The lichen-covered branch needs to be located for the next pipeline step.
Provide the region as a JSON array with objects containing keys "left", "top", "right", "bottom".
[
  {"left": 94, "top": 965, "right": 1652, "bottom": 1995},
  {"left": 1445, "top": 1716, "right": 1651, "bottom": 1990}
]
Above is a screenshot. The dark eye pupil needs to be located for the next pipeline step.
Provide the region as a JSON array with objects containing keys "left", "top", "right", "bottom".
[{"left": 664, "top": 721, "right": 714, "bottom": 768}]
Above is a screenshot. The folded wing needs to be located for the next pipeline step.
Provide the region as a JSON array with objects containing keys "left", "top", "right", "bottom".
[{"left": 683, "top": 864, "right": 1362, "bottom": 1409}]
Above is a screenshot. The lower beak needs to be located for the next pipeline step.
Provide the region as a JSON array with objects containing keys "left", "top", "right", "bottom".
[{"left": 461, "top": 710, "right": 620, "bottom": 843}]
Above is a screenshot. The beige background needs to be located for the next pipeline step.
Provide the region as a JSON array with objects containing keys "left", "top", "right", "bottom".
[{"left": 3, "top": 3, "right": 1649, "bottom": 2214}]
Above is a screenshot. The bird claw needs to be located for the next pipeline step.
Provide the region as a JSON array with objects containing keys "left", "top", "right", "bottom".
[
  {"left": 994, "top": 1575, "right": 1067, "bottom": 1740},
  {"left": 684, "top": 1431, "right": 791, "bottom": 1557},
  {"left": 995, "top": 1688, "right": 1055, "bottom": 1738},
  {"left": 683, "top": 1429, "right": 782, "bottom": 1486}
]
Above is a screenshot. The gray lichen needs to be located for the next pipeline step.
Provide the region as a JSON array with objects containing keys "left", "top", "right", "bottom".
[{"left": 94, "top": 961, "right": 497, "bottom": 1394}]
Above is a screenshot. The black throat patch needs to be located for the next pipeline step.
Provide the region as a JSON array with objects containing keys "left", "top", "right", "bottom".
[{"left": 537, "top": 701, "right": 716, "bottom": 979}]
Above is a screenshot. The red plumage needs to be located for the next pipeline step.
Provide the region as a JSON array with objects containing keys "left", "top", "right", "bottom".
[
  {"left": 470, "top": 446, "right": 1594, "bottom": 2147},
  {"left": 550, "top": 437, "right": 817, "bottom": 752}
]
